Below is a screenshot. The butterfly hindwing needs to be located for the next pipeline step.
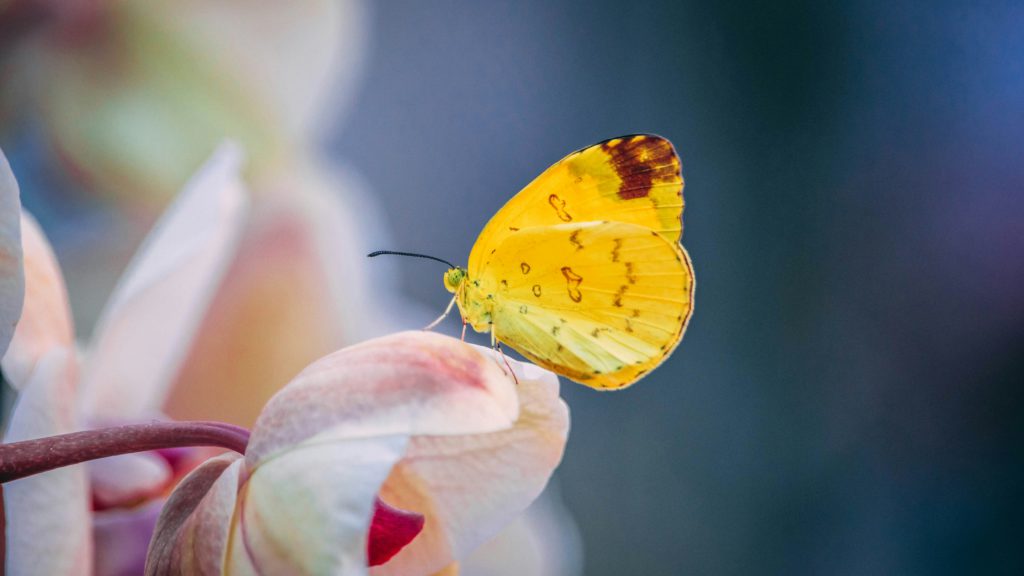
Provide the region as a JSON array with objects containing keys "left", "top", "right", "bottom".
[
  {"left": 478, "top": 221, "right": 694, "bottom": 389},
  {"left": 468, "top": 135, "right": 684, "bottom": 274}
]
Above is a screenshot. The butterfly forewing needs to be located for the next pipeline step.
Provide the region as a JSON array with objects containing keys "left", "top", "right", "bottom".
[
  {"left": 468, "top": 135, "right": 684, "bottom": 274},
  {"left": 478, "top": 221, "right": 694, "bottom": 389}
]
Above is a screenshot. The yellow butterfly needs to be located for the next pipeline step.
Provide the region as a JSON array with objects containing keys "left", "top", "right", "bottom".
[{"left": 376, "top": 134, "right": 694, "bottom": 390}]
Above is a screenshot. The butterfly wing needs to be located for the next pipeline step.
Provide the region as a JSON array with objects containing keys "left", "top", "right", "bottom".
[
  {"left": 478, "top": 221, "right": 694, "bottom": 390},
  {"left": 468, "top": 135, "right": 683, "bottom": 273}
]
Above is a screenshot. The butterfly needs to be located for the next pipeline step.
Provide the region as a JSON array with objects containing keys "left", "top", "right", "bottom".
[{"left": 374, "top": 135, "right": 694, "bottom": 390}]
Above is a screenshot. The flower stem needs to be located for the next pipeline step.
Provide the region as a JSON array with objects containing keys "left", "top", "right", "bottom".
[{"left": 0, "top": 421, "right": 250, "bottom": 483}]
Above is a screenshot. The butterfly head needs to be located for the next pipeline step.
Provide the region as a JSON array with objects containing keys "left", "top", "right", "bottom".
[{"left": 443, "top": 267, "right": 467, "bottom": 293}]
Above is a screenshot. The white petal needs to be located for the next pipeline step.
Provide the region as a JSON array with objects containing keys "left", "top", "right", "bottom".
[
  {"left": 80, "top": 143, "right": 249, "bottom": 418},
  {"left": 2, "top": 212, "right": 74, "bottom": 390},
  {"left": 3, "top": 347, "right": 91, "bottom": 575},
  {"left": 230, "top": 436, "right": 407, "bottom": 576}
]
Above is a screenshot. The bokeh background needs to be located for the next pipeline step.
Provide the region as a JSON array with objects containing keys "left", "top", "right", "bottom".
[{"left": 3, "top": 1, "right": 1022, "bottom": 574}]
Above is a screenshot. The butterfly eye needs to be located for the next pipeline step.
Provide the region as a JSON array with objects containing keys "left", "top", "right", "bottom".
[{"left": 443, "top": 268, "right": 465, "bottom": 293}]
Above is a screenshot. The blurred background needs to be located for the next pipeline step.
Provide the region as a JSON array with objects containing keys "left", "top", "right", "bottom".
[{"left": 2, "top": 0, "right": 1022, "bottom": 574}]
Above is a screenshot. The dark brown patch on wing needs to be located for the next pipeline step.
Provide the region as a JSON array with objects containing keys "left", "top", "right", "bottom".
[
  {"left": 520, "top": 262, "right": 531, "bottom": 275},
  {"left": 599, "top": 135, "right": 681, "bottom": 201}
]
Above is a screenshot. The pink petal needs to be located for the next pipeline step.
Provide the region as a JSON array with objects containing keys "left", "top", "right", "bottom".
[
  {"left": 371, "top": 354, "right": 569, "bottom": 576},
  {"left": 163, "top": 164, "right": 415, "bottom": 428},
  {"left": 0, "top": 149, "right": 24, "bottom": 359},
  {"left": 2, "top": 347, "right": 91, "bottom": 575},
  {"left": 146, "top": 453, "right": 243, "bottom": 576},
  {"left": 1, "top": 213, "right": 74, "bottom": 390},
  {"left": 368, "top": 498, "right": 426, "bottom": 567},
  {"left": 79, "top": 143, "right": 249, "bottom": 419},
  {"left": 246, "top": 331, "right": 519, "bottom": 466},
  {"left": 162, "top": 190, "right": 343, "bottom": 427}
]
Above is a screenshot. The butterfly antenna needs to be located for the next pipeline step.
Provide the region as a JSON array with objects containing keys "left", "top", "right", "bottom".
[{"left": 367, "top": 250, "right": 458, "bottom": 269}]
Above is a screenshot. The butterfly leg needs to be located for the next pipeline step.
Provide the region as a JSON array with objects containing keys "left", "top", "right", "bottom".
[
  {"left": 423, "top": 293, "right": 458, "bottom": 331},
  {"left": 490, "top": 326, "right": 519, "bottom": 386},
  {"left": 461, "top": 320, "right": 468, "bottom": 341}
]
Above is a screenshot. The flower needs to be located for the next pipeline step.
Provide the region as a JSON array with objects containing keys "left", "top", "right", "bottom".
[
  {"left": 2, "top": 137, "right": 419, "bottom": 574},
  {"left": 2, "top": 143, "right": 248, "bottom": 575},
  {"left": 2, "top": 145, "right": 570, "bottom": 575},
  {"left": 146, "top": 331, "right": 568, "bottom": 575},
  {"left": 1, "top": 0, "right": 368, "bottom": 206}
]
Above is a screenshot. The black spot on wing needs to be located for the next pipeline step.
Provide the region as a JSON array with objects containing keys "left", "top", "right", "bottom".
[
  {"left": 625, "top": 262, "right": 637, "bottom": 284},
  {"left": 613, "top": 285, "right": 628, "bottom": 307},
  {"left": 569, "top": 230, "right": 584, "bottom": 251},
  {"left": 548, "top": 194, "right": 573, "bottom": 222},
  {"left": 561, "top": 266, "right": 583, "bottom": 303}
]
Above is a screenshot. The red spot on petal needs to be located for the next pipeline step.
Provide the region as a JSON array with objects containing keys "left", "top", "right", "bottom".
[{"left": 367, "top": 497, "right": 425, "bottom": 567}]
